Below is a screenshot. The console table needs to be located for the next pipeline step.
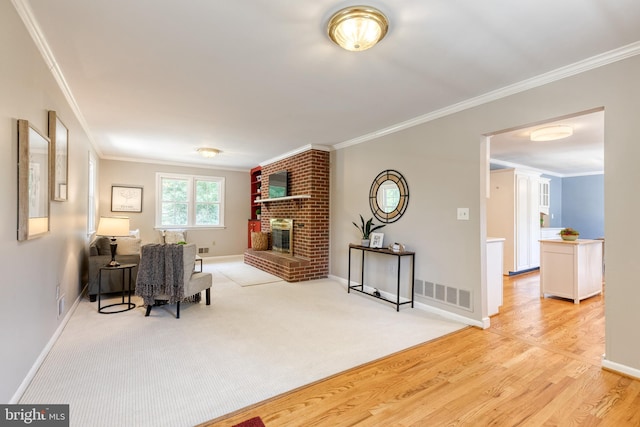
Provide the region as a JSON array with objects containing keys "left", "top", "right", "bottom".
[{"left": 347, "top": 244, "right": 415, "bottom": 311}]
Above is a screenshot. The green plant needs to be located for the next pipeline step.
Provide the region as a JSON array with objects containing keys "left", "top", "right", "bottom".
[
  {"left": 255, "top": 208, "right": 261, "bottom": 216},
  {"left": 559, "top": 227, "right": 580, "bottom": 236},
  {"left": 352, "top": 214, "right": 385, "bottom": 240}
]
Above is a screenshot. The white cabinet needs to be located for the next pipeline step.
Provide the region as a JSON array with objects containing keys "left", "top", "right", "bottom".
[
  {"left": 540, "top": 239, "right": 603, "bottom": 304},
  {"left": 487, "top": 168, "right": 541, "bottom": 275},
  {"left": 487, "top": 238, "right": 505, "bottom": 316},
  {"left": 539, "top": 178, "right": 550, "bottom": 214}
]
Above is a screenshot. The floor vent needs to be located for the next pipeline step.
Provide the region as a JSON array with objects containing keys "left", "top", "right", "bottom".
[{"left": 414, "top": 279, "right": 473, "bottom": 312}]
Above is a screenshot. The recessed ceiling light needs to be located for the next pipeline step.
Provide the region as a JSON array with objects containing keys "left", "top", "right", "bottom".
[
  {"left": 530, "top": 125, "right": 573, "bottom": 141},
  {"left": 327, "top": 6, "right": 389, "bottom": 52},
  {"left": 197, "top": 147, "right": 220, "bottom": 158}
]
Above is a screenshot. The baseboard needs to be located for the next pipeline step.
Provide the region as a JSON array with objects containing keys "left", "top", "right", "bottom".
[
  {"left": 602, "top": 355, "right": 640, "bottom": 380},
  {"left": 329, "top": 274, "right": 483, "bottom": 328},
  {"left": 10, "top": 286, "right": 86, "bottom": 403}
]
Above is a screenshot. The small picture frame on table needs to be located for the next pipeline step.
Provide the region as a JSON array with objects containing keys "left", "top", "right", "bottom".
[{"left": 369, "top": 232, "right": 384, "bottom": 248}]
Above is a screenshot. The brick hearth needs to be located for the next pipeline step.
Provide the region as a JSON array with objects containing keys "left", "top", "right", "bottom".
[{"left": 244, "top": 148, "right": 329, "bottom": 282}]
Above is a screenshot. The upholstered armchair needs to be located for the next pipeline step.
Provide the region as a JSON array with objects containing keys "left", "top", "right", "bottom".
[{"left": 135, "top": 243, "right": 212, "bottom": 318}]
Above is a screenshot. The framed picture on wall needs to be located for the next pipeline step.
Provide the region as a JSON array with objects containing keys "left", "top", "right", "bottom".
[
  {"left": 111, "top": 185, "right": 143, "bottom": 212},
  {"left": 370, "top": 232, "right": 384, "bottom": 248}
]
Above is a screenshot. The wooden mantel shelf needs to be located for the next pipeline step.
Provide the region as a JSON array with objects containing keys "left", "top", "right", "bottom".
[{"left": 255, "top": 195, "right": 311, "bottom": 203}]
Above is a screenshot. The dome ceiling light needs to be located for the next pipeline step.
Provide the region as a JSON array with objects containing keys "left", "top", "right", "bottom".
[
  {"left": 197, "top": 147, "right": 220, "bottom": 158},
  {"left": 327, "top": 6, "right": 389, "bottom": 52},
  {"left": 530, "top": 125, "right": 574, "bottom": 141}
]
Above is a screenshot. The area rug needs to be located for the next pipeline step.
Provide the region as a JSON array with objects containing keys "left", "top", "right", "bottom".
[
  {"left": 216, "top": 263, "right": 283, "bottom": 287},
  {"left": 232, "top": 417, "right": 265, "bottom": 427}
]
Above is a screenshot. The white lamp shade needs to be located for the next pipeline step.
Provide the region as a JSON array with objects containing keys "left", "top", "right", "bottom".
[{"left": 96, "top": 216, "right": 130, "bottom": 237}]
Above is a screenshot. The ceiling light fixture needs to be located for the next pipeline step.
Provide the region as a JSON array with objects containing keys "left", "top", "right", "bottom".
[
  {"left": 530, "top": 125, "right": 574, "bottom": 141},
  {"left": 327, "top": 6, "right": 389, "bottom": 52},
  {"left": 197, "top": 147, "right": 220, "bottom": 158}
]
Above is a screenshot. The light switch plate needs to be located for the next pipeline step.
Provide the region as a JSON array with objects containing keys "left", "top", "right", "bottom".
[{"left": 457, "top": 208, "right": 470, "bottom": 220}]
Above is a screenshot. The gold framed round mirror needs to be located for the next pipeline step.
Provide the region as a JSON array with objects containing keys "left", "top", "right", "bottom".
[{"left": 369, "top": 169, "right": 409, "bottom": 223}]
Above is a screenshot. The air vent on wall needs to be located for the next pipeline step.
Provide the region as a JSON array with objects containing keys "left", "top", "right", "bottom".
[{"left": 414, "top": 278, "right": 473, "bottom": 312}]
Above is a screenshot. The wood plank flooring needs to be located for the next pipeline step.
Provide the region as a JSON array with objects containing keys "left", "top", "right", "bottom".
[{"left": 199, "top": 272, "right": 640, "bottom": 426}]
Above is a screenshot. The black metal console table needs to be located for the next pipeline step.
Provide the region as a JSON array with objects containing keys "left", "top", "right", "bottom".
[{"left": 347, "top": 244, "right": 415, "bottom": 311}]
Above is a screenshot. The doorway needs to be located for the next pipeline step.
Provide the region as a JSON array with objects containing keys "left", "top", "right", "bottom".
[{"left": 483, "top": 107, "right": 605, "bottom": 319}]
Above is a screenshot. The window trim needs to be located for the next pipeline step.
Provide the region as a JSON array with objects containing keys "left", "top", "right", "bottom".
[{"left": 155, "top": 172, "right": 225, "bottom": 229}]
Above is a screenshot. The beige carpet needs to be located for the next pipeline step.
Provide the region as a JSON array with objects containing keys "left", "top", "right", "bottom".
[{"left": 19, "top": 256, "right": 466, "bottom": 427}]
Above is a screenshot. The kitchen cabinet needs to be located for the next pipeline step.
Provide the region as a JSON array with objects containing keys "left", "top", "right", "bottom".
[
  {"left": 488, "top": 168, "right": 541, "bottom": 275},
  {"left": 540, "top": 239, "right": 603, "bottom": 304},
  {"left": 539, "top": 178, "right": 550, "bottom": 214}
]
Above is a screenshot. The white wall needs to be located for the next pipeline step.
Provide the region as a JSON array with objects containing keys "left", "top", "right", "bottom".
[
  {"left": 99, "top": 160, "right": 249, "bottom": 256},
  {"left": 331, "top": 55, "right": 640, "bottom": 374},
  {"left": 0, "top": 2, "right": 97, "bottom": 402}
]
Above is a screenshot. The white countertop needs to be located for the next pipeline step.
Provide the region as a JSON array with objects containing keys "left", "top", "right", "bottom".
[{"left": 540, "top": 239, "right": 602, "bottom": 245}]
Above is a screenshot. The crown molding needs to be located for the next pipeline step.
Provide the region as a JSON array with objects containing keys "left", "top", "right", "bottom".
[
  {"left": 11, "top": 0, "right": 102, "bottom": 157},
  {"left": 489, "top": 159, "right": 604, "bottom": 178},
  {"left": 334, "top": 41, "right": 640, "bottom": 151},
  {"left": 260, "top": 144, "right": 332, "bottom": 167}
]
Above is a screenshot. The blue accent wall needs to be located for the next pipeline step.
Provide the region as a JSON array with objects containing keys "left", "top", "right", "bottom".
[{"left": 561, "top": 174, "right": 604, "bottom": 239}]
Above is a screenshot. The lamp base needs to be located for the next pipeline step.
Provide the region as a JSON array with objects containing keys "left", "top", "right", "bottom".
[{"left": 105, "top": 240, "right": 120, "bottom": 267}]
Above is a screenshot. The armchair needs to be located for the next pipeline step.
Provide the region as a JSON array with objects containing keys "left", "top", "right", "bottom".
[{"left": 135, "top": 243, "right": 212, "bottom": 318}]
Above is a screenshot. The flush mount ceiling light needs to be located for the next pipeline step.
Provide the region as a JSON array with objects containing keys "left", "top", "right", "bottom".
[
  {"left": 327, "top": 6, "right": 389, "bottom": 51},
  {"left": 197, "top": 147, "right": 220, "bottom": 158},
  {"left": 530, "top": 125, "right": 574, "bottom": 141}
]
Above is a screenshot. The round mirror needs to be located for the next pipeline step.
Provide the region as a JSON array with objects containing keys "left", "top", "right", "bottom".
[{"left": 369, "top": 170, "right": 409, "bottom": 223}]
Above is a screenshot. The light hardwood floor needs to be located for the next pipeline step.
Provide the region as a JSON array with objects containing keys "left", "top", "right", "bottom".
[{"left": 200, "top": 273, "right": 640, "bottom": 426}]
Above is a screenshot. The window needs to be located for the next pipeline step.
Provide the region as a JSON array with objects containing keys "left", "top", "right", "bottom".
[{"left": 156, "top": 173, "right": 225, "bottom": 228}]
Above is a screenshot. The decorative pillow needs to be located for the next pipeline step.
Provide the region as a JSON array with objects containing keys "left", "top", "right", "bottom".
[
  {"left": 164, "top": 230, "right": 186, "bottom": 244},
  {"left": 115, "top": 237, "right": 142, "bottom": 255},
  {"left": 129, "top": 229, "right": 140, "bottom": 239},
  {"left": 94, "top": 236, "right": 112, "bottom": 256}
]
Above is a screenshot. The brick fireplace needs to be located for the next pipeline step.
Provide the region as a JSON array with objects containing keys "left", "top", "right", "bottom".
[{"left": 244, "top": 148, "right": 329, "bottom": 282}]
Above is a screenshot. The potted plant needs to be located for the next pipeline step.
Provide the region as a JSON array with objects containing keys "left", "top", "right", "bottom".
[
  {"left": 255, "top": 208, "right": 261, "bottom": 220},
  {"left": 559, "top": 227, "right": 580, "bottom": 241},
  {"left": 352, "top": 214, "right": 385, "bottom": 247}
]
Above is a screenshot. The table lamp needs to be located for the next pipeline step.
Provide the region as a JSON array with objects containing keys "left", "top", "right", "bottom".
[{"left": 96, "top": 216, "right": 130, "bottom": 267}]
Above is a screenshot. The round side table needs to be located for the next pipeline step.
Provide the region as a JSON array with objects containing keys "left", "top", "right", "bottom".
[{"left": 98, "top": 263, "right": 137, "bottom": 314}]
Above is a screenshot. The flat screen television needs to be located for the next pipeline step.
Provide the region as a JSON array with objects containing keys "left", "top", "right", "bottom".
[{"left": 269, "top": 171, "right": 288, "bottom": 198}]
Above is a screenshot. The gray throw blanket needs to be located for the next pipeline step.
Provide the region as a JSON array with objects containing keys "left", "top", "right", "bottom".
[{"left": 135, "top": 244, "right": 185, "bottom": 306}]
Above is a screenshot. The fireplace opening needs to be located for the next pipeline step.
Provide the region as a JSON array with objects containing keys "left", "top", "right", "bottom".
[{"left": 271, "top": 218, "right": 293, "bottom": 255}]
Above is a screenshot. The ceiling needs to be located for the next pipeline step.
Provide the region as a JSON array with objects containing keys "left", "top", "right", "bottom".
[
  {"left": 489, "top": 109, "right": 605, "bottom": 177},
  {"left": 17, "top": 1, "right": 640, "bottom": 171}
]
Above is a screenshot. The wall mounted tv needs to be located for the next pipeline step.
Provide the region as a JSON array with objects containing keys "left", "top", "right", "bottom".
[{"left": 269, "top": 170, "right": 288, "bottom": 198}]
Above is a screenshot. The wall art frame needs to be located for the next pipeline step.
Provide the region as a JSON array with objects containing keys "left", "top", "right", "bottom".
[
  {"left": 48, "top": 111, "right": 68, "bottom": 201},
  {"left": 17, "top": 119, "right": 50, "bottom": 241},
  {"left": 369, "top": 232, "right": 385, "bottom": 248},
  {"left": 111, "top": 185, "right": 143, "bottom": 212}
]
